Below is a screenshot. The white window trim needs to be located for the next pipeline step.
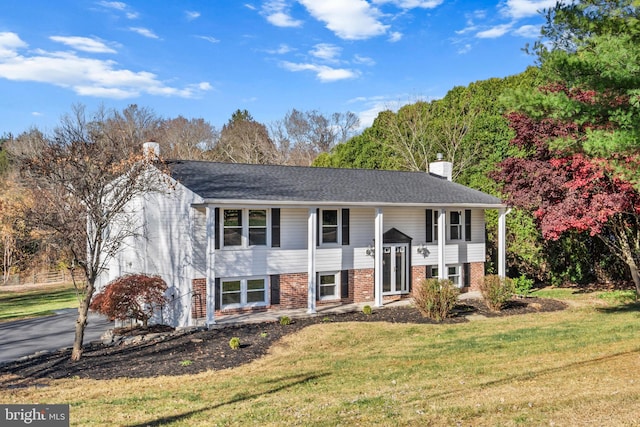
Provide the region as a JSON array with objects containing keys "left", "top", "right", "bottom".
[
  {"left": 320, "top": 208, "right": 342, "bottom": 246},
  {"left": 448, "top": 265, "right": 462, "bottom": 287},
  {"left": 220, "top": 276, "right": 268, "bottom": 309},
  {"left": 221, "top": 208, "right": 270, "bottom": 249},
  {"left": 449, "top": 210, "right": 463, "bottom": 241},
  {"left": 317, "top": 271, "right": 340, "bottom": 301}
]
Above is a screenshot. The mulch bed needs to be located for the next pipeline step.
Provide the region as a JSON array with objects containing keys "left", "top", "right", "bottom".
[{"left": 0, "top": 297, "right": 566, "bottom": 385}]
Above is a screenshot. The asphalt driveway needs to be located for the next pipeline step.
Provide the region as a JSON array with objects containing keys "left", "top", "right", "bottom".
[{"left": 0, "top": 309, "right": 111, "bottom": 364}]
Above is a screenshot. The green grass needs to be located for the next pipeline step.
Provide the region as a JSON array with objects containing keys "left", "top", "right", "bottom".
[
  {"left": 0, "top": 284, "right": 79, "bottom": 322},
  {"left": 3, "top": 290, "right": 640, "bottom": 426}
]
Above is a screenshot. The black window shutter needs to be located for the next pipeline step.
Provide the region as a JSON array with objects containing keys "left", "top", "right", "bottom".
[
  {"left": 270, "top": 275, "right": 280, "bottom": 305},
  {"left": 463, "top": 263, "right": 471, "bottom": 287},
  {"left": 426, "top": 265, "right": 433, "bottom": 279},
  {"left": 341, "top": 209, "right": 350, "bottom": 246},
  {"left": 214, "top": 278, "right": 221, "bottom": 310},
  {"left": 426, "top": 209, "right": 433, "bottom": 243},
  {"left": 214, "top": 208, "right": 220, "bottom": 250},
  {"left": 316, "top": 208, "right": 320, "bottom": 247},
  {"left": 271, "top": 208, "right": 281, "bottom": 248},
  {"left": 465, "top": 209, "right": 472, "bottom": 242},
  {"left": 341, "top": 270, "right": 349, "bottom": 299}
]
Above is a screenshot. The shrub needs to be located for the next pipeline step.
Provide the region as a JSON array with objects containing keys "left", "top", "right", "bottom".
[
  {"left": 90, "top": 274, "right": 168, "bottom": 328},
  {"left": 362, "top": 305, "right": 373, "bottom": 315},
  {"left": 513, "top": 275, "right": 534, "bottom": 296},
  {"left": 229, "top": 337, "right": 240, "bottom": 350},
  {"left": 411, "top": 278, "right": 459, "bottom": 321},
  {"left": 279, "top": 316, "right": 291, "bottom": 326},
  {"left": 480, "top": 275, "right": 516, "bottom": 311}
]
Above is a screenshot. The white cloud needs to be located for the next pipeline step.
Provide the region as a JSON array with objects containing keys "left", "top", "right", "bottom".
[
  {"left": 266, "top": 43, "right": 293, "bottom": 54},
  {"left": 0, "top": 32, "right": 211, "bottom": 99},
  {"left": 49, "top": 36, "right": 117, "bottom": 53},
  {"left": 129, "top": 27, "right": 159, "bottom": 39},
  {"left": 513, "top": 24, "right": 541, "bottom": 38},
  {"left": 97, "top": 1, "right": 127, "bottom": 11},
  {"left": 0, "top": 32, "right": 27, "bottom": 57},
  {"left": 499, "top": 0, "right": 559, "bottom": 19},
  {"left": 310, "top": 43, "right": 341, "bottom": 61},
  {"left": 196, "top": 35, "right": 220, "bottom": 44},
  {"left": 476, "top": 23, "right": 513, "bottom": 39},
  {"left": 388, "top": 31, "right": 403, "bottom": 42},
  {"left": 298, "top": 0, "right": 388, "bottom": 40},
  {"left": 372, "top": 0, "right": 443, "bottom": 8},
  {"left": 354, "top": 54, "right": 375, "bottom": 66},
  {"left": 262, "top": 0, "right": 303, "bottom": 27},
  {"left": 185, "top": 10, "right": 201, "bottom": 20},
  {"left": 457, "top": 43, "right": 472, "bottom": 54},
  {"left": 31, "top": 111, "right": 43, "bottom": 117},
  {"left": 97, "top": 1, "right": 138, "bottom": 19},
  {"left": 280, "top": 61, "right": 360, "bottom": 82}
]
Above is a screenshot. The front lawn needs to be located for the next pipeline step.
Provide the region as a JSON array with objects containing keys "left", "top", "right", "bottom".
[
  {"left": 2, "top": 290, "right": 639, "bottom": 426},
  {"left": 0, "top": 283, "right": 79, "bottom": 322}
]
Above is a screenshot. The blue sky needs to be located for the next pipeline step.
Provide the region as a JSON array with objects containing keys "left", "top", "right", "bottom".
[{"left": 0, "top": 0, "right": 557, "bottom": 136}]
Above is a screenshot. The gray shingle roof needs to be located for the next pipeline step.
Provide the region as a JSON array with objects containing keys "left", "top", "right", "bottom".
[{"left": 166, "top": 160, "right": 504, "bottom": 207}]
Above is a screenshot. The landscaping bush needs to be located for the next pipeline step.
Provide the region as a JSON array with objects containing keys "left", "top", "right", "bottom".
[
  {"left": 513, "top": 274, "right": 534, "bottom": 297},
  {"left": 279, "top": 316, "right": 291, "bottom": 326},
  {"left": 480, "top": 275, "right": 516, "bottom": 311},
  {"left": 229, "top": 337, "right": 240, "bottom": 350},
  {"left": 90, "top": 274, "right": 168, "bottom": 328},
  {"left": 411, "top": 278, "right": 459, "bottom": 321},
  {"left": 362, "top": 305, "right": 372, "bottom": 315}
]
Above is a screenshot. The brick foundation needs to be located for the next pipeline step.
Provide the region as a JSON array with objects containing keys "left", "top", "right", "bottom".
[
  {"left": 353, "top": 268, "right": 374, "bottom": 303},
  {"left": 191, "top": 278, "right": 206, "bottom": 319},
  {"left": 411, "top": 265, "right": 426, "bottom": 292},
  {"left": 279, "top": 272, "right": 308, "bottom": 309},
  {"left": 469, "top": 262, "right": 485, "bottom": 291}
]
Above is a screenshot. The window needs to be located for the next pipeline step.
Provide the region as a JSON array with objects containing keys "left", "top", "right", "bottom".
[
  {"left": 223, "top": 210, "right": 242, "bottom": 246},
  {"left": 448, "top": 265, "right": 461, "bottom": 287},
  {"left": 248, "top": 210, "right": 267, "bottom": 245},
  {"left": 427, "top": 265, "right": 438, "bottom": 279},
  {"left": 222, "top": 209, "right": 269, "bottom": 248},
  {"left": 318, "top": 272, "right": 339, "bottom": 300},
  {"left": 450, "top": 211, "right": 462, "bottom": 240},
  {"left": 434, "top": 211, "right": 439, "bottom": 241},
  {"left": 220, "top": 277, "right": 267, "bottom": 308},
  {"left": 321, "top": 210, "right": 339, "bottom": 244}
]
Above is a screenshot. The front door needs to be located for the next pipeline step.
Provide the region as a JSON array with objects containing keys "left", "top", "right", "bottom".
[{"left": 382, "top": 244, "right": 409, "bottom": 294}]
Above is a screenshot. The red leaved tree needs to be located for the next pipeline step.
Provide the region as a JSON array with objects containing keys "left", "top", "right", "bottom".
[
  {"left": 91, "top": 274, "right": 168, "bottom": 328},
  {"left": 495, "top": 111, "right": 640, "bottom": 297}
]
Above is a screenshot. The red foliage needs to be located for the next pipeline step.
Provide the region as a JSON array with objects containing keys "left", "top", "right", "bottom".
[
  {"left": 90, "top": 274, "right": 168, "bottom": 327},
  {"left": 495, "top": 110, "right": 640, "bottom": 241}
]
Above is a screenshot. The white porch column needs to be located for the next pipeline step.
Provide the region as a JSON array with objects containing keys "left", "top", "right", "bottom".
[
  {"left": 498, "top": 208, "right": 509, "bottom": 278},
  {"left": 307, "top": 208, "right": 317, "bottom": 314},
  {"left": 374, "top": 208, "right": 384, "bottom": 307},
  {"left": 437, "top": 208, "right": 447, "bottom": 280},
  {"left": 205, "top": 206, "right": 216, "bottom": 328}
]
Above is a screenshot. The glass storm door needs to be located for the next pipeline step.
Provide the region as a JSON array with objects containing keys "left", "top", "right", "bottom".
[{"left": 382, "top": 244, "right": 408, "bottom": 294}]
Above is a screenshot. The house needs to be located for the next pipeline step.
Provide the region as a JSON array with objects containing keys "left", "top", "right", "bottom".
[{"left": 97, "top": 146, "right": 508, "bottom": 328}]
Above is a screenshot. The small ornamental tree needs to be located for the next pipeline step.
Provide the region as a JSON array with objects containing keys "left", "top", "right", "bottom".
[{"left": 90, "top": 274, "right": 168, "bottom": 328}]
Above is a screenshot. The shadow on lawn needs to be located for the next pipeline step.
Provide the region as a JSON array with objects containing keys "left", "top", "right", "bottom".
[
  {"left": 126, "top": 372, "right": 330, "bottom": 427},
  {"left": 596, "top": 302, "right": 640, "bottom": 314}
]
